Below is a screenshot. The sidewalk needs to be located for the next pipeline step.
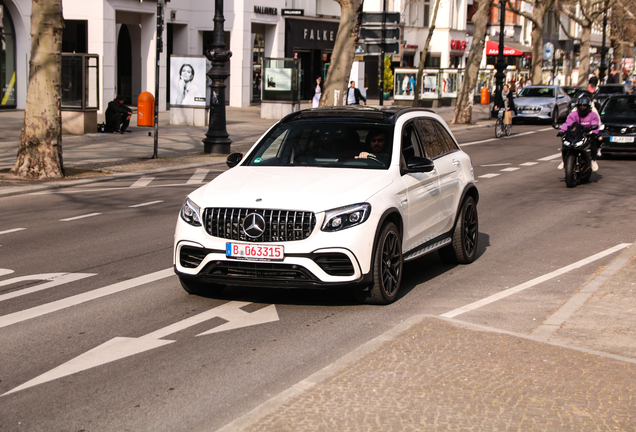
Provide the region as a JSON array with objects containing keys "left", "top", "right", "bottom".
[
  {"left": 0, "top": 102, "right": 494, "bottom": 197},
  {"left": 219, "top": 243, "right": 636, "bottom": 432}
]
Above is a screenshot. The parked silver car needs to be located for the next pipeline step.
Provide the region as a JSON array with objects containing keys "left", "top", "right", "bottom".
[{"left": 514, "top": 85, "right": 571, "bottom": 123}]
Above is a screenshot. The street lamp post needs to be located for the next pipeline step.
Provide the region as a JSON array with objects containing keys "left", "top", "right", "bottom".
[
  {"left": 494, "top": 0, "right": 507, "bottom": 112},
  {"left": 203, "top": 0, "right": 233, "bottom": 154},
  {"left": 599, "top": 0, "right": 609, "bottom": 84}
]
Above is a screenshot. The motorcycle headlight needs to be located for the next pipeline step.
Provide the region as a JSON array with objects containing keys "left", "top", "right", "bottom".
[
  {"left": 322, "top": 203, "right": 371, "bottom": 232},
  {"left": 563, "top": 140, "right": 571, "bottom": 146},
  {"left": 180, "top": 197, "right": 202, "bottom": 227},
  {"left": 574, "top": 140, "right": 585, "bottom": 147}
]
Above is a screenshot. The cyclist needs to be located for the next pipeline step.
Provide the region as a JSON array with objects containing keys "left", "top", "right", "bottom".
[{"left": 494, "top": 84, "right": 516, "bottom": 136}]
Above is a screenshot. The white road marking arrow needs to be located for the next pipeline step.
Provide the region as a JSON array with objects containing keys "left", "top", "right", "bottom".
[
  {"left": 3, "top": 301, "right": 278, "bottom": 396},
  {"left": 0, "top": 273, "right": 96, "bottom": 302}
]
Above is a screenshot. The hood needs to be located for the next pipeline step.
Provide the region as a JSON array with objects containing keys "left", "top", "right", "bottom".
[
  {"left": 514, "top": 96, "right": 554, "bottom": 107},
  {"left": 601, "top": 114, "right": 636, "bottom": 126},
  {"left": 188, "top": 166, "right": 394, "bottom": 213}
]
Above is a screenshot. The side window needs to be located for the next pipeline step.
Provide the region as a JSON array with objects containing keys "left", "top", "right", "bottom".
[
  {"left": 415, "top": 118, "right": 445, "bottom": 158},
  {"left": 433, "top": 121, "right": 459, "bottom": 154},
  {"left": 401, "top": 123, "right": 425, "bottom": 167}
]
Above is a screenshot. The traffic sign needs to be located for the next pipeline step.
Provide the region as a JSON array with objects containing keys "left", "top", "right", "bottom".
[
  {"left": 360, "top": 27, "right": 400, "bottom": 41},
  {"left": 361, "top": 12, "right": 400, "bottom": 26},
  {"left": 356, "top": 42, "right": 400, "bottom": 56}
]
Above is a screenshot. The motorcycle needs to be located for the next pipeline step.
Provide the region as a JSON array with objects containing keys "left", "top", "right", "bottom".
[{"left": 556, "top": 122, "right": 598, "bottom": 188}]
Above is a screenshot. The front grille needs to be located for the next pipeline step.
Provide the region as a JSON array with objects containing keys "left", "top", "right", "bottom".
[
  {"left": 203, "top": 208, "right": 316, "bottom": 242},
  {"left": 313, "top": 253, "right": 355, "bottom": 276},
  {"left": 201, "top": 261, "right": 317, "bottom": 282},
  {"left": 606, "top": 126, "right": 636, "bottom": 134}
]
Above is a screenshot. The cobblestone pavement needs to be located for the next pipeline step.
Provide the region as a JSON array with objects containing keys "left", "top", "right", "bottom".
[{"left": 236, "top": 317, "right": 635, "bottom": 432}]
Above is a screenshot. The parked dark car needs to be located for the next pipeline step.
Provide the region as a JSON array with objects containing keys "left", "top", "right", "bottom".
[
  {"left": 594, "top": 84, "right": 629, "bottom": 106},
  {"left": 562, "top": 86, "right": 584, "bottom": 99},
  {"left": 598, "top": 95, "right": 636, "bottom": 156}
]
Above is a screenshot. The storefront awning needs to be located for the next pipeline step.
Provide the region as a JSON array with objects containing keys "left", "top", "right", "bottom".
[{"left": 485, "top": 40, "right": 525, "bottom": 56}]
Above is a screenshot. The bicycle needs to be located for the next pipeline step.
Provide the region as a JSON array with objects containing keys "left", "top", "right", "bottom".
[{"left": 495, "top": 108, "right": 512, "bottom": 138}]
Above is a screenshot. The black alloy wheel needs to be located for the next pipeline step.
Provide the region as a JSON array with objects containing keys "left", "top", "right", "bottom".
[
  {"left": 439, "top": 196, "right": 479, "bottom": 264},
  {"left": 356, "top": 222, "right": 403, "bottom": 305}
]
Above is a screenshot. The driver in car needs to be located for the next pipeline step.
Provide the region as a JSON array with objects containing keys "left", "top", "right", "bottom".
[{"left": 356, "top": 131, "right": 388, "bottom": 164}]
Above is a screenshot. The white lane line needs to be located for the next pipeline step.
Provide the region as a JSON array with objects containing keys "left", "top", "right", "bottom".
[
  {"left": 441, "top": 243, "right": 631, "bottom": 319},
  {"left": 60, "top": 213, "right": 101, "bottom": 222},
  {"left": 0, "top": 269, "right": 15, "bottom": 277},
  {"left": 0, "top": 273, "right": 96, "bottom": 302},
  {"left": 504, "top": 131, "right": 535, "bottom": 138},
  {"left": 0, "top": 228, "right": 25, "bottom": 236},
  {"left": 500, "top": 167, "right": 520, "bottom": 172},
  {"left": 129, "top": 200, "right": 164, "bottom": 208},
  {"left": 478, "top": 173, "right": 500, "bottom": 178},
  {"left": 187, "top": 168, "right": 209, "bottom": 184},
  {"left": 130, "top": 177, "right": 155, "bottom": 188},
  {"left": 0, "top": 268, "right": 173, "bottom": 329},
  {"left": 461, "top": 138, "right": 497, "bottom": 146},
  {"left": 520, "top": 162, "right": 538, "bottom": 166},
  {"left": 537, "top": 127, "right": 554, "bottom": 132},
  {"left": 538, "top": 153, "right": 561, "bottom": 161}
]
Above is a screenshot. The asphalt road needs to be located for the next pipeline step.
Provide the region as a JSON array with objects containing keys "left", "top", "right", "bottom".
[{"left": 1, "top": 123, "right": 635, "bottom": 431}]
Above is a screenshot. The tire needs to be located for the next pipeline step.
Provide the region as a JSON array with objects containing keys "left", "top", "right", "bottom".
[
  {"left": 551, "top": 108, "right": 559, "bottom": 126},
  {"left": 356, "top": 222, "right": 403, "bottom": 305},
  {"left": 495, "top": 121, "right": 503, "bottom": 138},
  {"left": 564, "top": 154, "right": 578, "bottom": 188},
  {"left": 505, "top": 123, "right": 512, "bottom": 136},
  {"left": 179, "top": 276, "right": 225, "bottom": 296},
  {"left": 439, "top": 196, "right": 479, "bottom": 265}
]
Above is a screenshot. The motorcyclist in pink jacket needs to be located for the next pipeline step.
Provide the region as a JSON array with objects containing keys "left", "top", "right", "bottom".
[{"left": 558, "top": 96, "right": 600, "bottom": 172}]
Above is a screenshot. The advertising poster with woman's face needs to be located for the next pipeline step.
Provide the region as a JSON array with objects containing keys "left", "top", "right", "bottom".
[{"left": 170, "top": 56, "right": 207, "bottom": 107}]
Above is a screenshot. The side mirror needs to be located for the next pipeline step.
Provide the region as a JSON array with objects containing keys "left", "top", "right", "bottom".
[
  {"left": 402, "top": 156, "right": 435, "bottom": 174},
  {"left": 226, "top": 152, "right": 243, "bottom": 168}
]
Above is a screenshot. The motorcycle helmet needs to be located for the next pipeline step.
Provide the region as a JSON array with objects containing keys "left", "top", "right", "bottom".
[{"left": 577, "top": 96, "right": 592, "bottom": 117}]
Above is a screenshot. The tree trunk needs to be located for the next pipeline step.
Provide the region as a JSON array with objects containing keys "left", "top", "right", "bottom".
[
  {"left": 413, "top": 0, "right": 441, "bottom": 107},
  {"left": 577, "top": 25, "right": 592, "bottom": 88},
  {"left": 320, "top": 0, "right": 364, "bottom": 106},
  {"left": 530, "top": 15, "right": 544, "bottom": 85},
  {"left": 12, "top": 0, "right": 64, "bottom": 179},
  {"left": 452, "top": 0, "right": 494, "bottom": 124}
]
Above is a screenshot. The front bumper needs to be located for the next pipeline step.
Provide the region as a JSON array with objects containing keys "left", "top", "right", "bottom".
[
  {"left": 599, "top": 131, "right": 636, "bottom": 153},
  {"left": 514, "top": 106, "right": 553, "bottom": 120},
  {"left": 173, "top": 210, "right": 380, "bottom": 289}
]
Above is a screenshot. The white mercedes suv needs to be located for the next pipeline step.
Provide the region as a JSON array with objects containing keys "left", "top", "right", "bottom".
[{"left": 174, "top": 106, "right": 479, "bottom": 304}]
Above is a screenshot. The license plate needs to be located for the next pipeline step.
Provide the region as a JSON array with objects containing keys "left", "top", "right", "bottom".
[
  {"left": 610, "top": 136, "right": 635, "bottom": 143},
  {"left": 226, "top": 243, "right": 284, "bottom": 261}
]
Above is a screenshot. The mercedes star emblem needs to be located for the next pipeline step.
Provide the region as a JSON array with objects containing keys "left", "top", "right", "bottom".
[{"left": 243, "top": 213, "right": 266, "bottom": 238}]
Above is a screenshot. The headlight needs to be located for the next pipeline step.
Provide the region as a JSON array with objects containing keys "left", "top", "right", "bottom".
[
  {"left": 547, "top": 103, "right": 554, "bottom": 109},
  {"left": 180, "top": 197, "right": 202, "bottom": 227},
  {"left": 322, "top": 203, "right": 371, "bottom": 232},
  {"left": 574, "top": 140, "right": 584, "bottom": 147},
  {"left": 563, "top": 141, "right": 571, "bottom": 146}
]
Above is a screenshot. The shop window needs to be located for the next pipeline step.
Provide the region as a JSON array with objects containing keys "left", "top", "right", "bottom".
[
  {"left": 63, "top": 20, "right": 87, "bottom": 53},
  {"left": 1, "top": 2, "right": 17, "bottom": 107}
]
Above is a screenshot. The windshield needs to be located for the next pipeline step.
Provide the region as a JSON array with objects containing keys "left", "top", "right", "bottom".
[
  {"left": 245, "top": 120, "right": 394, "bottom": 169},
  {"left": 598, "top": 86, "right": 625, "bottom": 94},
  {"left": 517, "top": 87, "right": 555, "bottom": 98},
  {"left": 600, "top": 96, "right": 636, "bottom": 116}
]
